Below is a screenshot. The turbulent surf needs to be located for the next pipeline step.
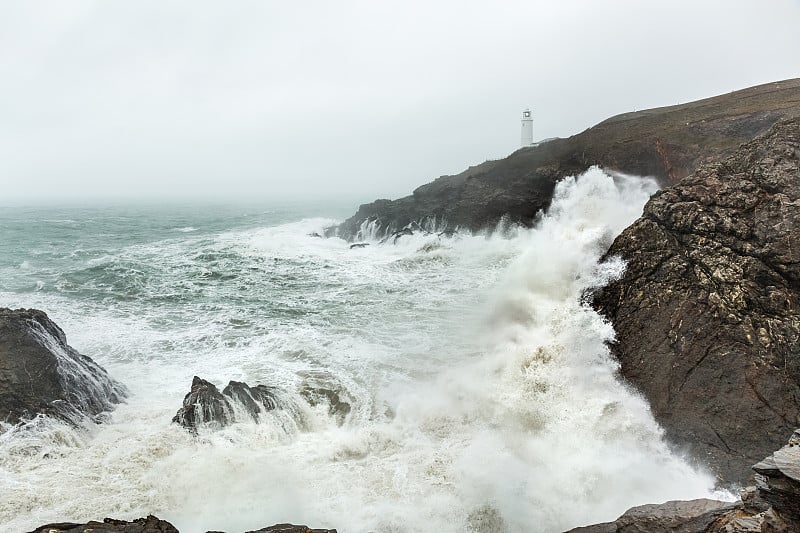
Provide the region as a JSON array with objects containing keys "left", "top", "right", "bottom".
[{"left": 0, "top": 168, "right": 723, "bottom": 532}]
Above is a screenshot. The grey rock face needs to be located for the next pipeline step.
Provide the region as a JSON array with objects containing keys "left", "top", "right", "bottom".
[
  {"left": 0, "top": 308, "right": 127, "bottom": 427},
  {"left": 592, "top": 119, "right": 800, "bottom": 483}
]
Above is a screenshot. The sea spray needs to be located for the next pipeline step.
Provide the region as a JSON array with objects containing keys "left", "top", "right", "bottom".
[{"left": 0, "top": 169, "right": 722, "bottom": 532}]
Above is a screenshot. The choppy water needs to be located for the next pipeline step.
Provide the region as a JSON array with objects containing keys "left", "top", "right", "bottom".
[{"left": 0, "top": 170, "right": 723, "bottom": 533}]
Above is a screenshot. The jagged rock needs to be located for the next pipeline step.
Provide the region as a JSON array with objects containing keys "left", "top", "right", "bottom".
[
  {"left": 27, "top": 515, "right": 178, "bottom": 533},
  {"left": 349, "top": 243, "right": 369, "bottom": 249},
  {"left": 752, "top": 429, "right": 800, "bottom": 529},
  {"left": 172, "top": 376, "right": 280, "bottom": 430},
  {"left": 0, "top": 308, "right": 127, "bottom": 428},
  {"left": 337, "top": 79, "right": 800, "bottom": 241},
  {"left": 592, "top": 119, "right": 800, "bottom": 483}
]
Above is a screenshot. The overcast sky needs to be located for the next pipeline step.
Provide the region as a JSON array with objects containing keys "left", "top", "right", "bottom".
[{"left": 1, "top": 1, "right": 799, "bottom": 205}]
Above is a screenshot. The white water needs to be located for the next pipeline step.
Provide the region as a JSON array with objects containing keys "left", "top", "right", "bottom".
[{"left": 0, "top": 168, "right": 724, "bottom": 532}]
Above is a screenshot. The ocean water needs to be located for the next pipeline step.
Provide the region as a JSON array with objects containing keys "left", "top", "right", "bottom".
[{"left": 0, "top": 169, "right": 723, "bottom": 533}]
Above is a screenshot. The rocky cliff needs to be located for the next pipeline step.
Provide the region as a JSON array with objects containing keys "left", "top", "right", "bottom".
[
  {"left": 592, "top": 118, "right": 800, "bottom": 483},
  {"left": 0, "top": 308, "right": 127, "bottom": 427},
  {"left": 336, "top": 79, "right": 800, "bottom": 241}
]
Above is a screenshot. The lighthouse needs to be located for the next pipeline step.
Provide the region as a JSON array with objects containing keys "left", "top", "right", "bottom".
[{"left": 521, "top": 108, "right": 534, "bottom": 147}]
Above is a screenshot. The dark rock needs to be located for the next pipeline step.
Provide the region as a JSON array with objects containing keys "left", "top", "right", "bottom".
[
  {"left": 337, "top": 78, "right": 800, "bottom": 241},
  {"left": 307, "top": 232, "right": 322, "bottom": 238},
  {"left": 752, "top": 429, "right": 800, "bottom": 529},
  {"left": 592, "top": 119, "right": 800, "bottom": 483},
  {"left": 566, "top": 499, "right": 739, "bottom": 533},
  {"left": 245, "top": 525, "right": 336, "bottom": 533},
  {"left": 27, "top": 515, "right": 178, "bottom": 533},
  {"left": 0, "top": 308, "right": 127, "bottom": 427},
  {"left": 172, "top": 376, "right": 233, "bottom": 429},
  {"left": 27, "top": 516, "right": 336, "bottom": 533},
  {"left": 349, "top": 243, "right": 369, "bottom": 249},
  {"left": 172, "top": 376, "right": 280, "bottom": 430}
]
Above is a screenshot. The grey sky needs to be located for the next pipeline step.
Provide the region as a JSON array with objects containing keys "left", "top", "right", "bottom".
[{"left": 1, "top": 0, "right": 799, "bottom": 205}]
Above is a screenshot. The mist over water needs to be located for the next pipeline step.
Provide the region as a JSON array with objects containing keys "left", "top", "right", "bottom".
[{"left": 0, "top": 169, "right": 722, "bottom": 532}]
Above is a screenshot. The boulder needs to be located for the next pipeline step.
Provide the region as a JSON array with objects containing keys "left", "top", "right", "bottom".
[
  {"left": 172, "top": 376, "right": 280, "bottom": 430},
  {"left": 0, "top": 308, "right": 127, "bottom": 428},
  {"left": 592, "top": 119, "right": 800, "bottom": 483}
]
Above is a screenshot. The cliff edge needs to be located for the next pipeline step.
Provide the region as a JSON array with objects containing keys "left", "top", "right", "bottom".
[{"left": 337, "top": 79, "right": 800, "bottom": 241}]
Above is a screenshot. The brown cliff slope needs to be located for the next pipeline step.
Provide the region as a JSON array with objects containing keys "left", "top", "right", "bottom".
[
  {"left": 592, "top": 118, "right": 800, "bottom": 484},
  {"left": 338, "top": 79, "right": 800, "bottom": 240}
]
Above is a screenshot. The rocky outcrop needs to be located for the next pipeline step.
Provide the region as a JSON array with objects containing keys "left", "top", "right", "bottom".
[
  {"left": 28, "top": 515, "right": 178, "bottom": 533},
  {"left": 0, "top": 308, "right": 127, "bottom": 428},
  {"left": 567, "top": 499, "right": 741, "bottom": 533},
  {"left": 752, "top": 429, "right": 800, "bottom": 531},
  {"left": 592, "top": 119, "right": 800, "bottom": 483},
  {"left": 567, "top": 430, "right": 800, "bottom": 532},
  {"left": 336, "top": 78, "right": 800, "bottom": 241},
  {"left": 172, "top": 376, "right": 281, "bottom": 430},
  {"left": 27, "top": 516, "right": 336, "bottom": 533}
]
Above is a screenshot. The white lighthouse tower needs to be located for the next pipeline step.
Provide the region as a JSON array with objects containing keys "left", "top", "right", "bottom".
[{"left": 521, "top": 108, "right": 534, "bottom": 147}]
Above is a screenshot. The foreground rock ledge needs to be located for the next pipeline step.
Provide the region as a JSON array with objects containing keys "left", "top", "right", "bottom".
[
  {"left": 567, "top": 429, "right": 800, "bottom": 532},
  {"left": 28, "top": 516, "right": 336, "bottom": 533},
  {"left": 0, "top": 308, "right": 127, "bottom": 427},
  {"left": 592, "top": 118, "right": 800, "bottom": 483}
]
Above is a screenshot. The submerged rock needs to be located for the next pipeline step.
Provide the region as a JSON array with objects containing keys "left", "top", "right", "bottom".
[
  {"left": 172, "top": 376, "right": 280, "bottom": 430},
  {"left": 0, "top": 308, "right": 127, "bottom": 428},
  {"left": 299, "top": 383, "right": 351, "bottom": 425},
  {"left": 592, "top": 119, "right": 800, "bottom": 483}
]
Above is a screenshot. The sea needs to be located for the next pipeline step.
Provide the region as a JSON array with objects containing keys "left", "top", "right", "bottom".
[{"left": 0, "top": 168, "right": 725, "bottom": 533}]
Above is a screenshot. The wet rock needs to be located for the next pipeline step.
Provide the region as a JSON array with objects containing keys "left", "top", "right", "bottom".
[
  {"left": 566, "top": 499, "right": 739, "bottom": 533},
  {"left": 752, "top": 429, "right": 800, "bottom": 529},
  {"left": 246, "top": 525, "right": 337, "bottom": 533},
  {"left": 338, "top": 79, "right": 800, "bottom": 241},
  {"left": 592, "top": 119, "right": 800, "bottom": 483},
  {"left": 172, "top": 376, "right": 280, "bottom": 430},
  {"left": 349, "top": 243, "right": 369, "bottom": 249},
  {"left": 299, "top": 384, "right": 351, "bottom": 425},
  {"left": 27, "top": 515, "right": 178, "bottom": 533},
  {"left": 0, "top": 308, "right": 127, "bottom": 428},
  {"left": 27, "top": 516, "right": 336, "bottom": 533}
]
